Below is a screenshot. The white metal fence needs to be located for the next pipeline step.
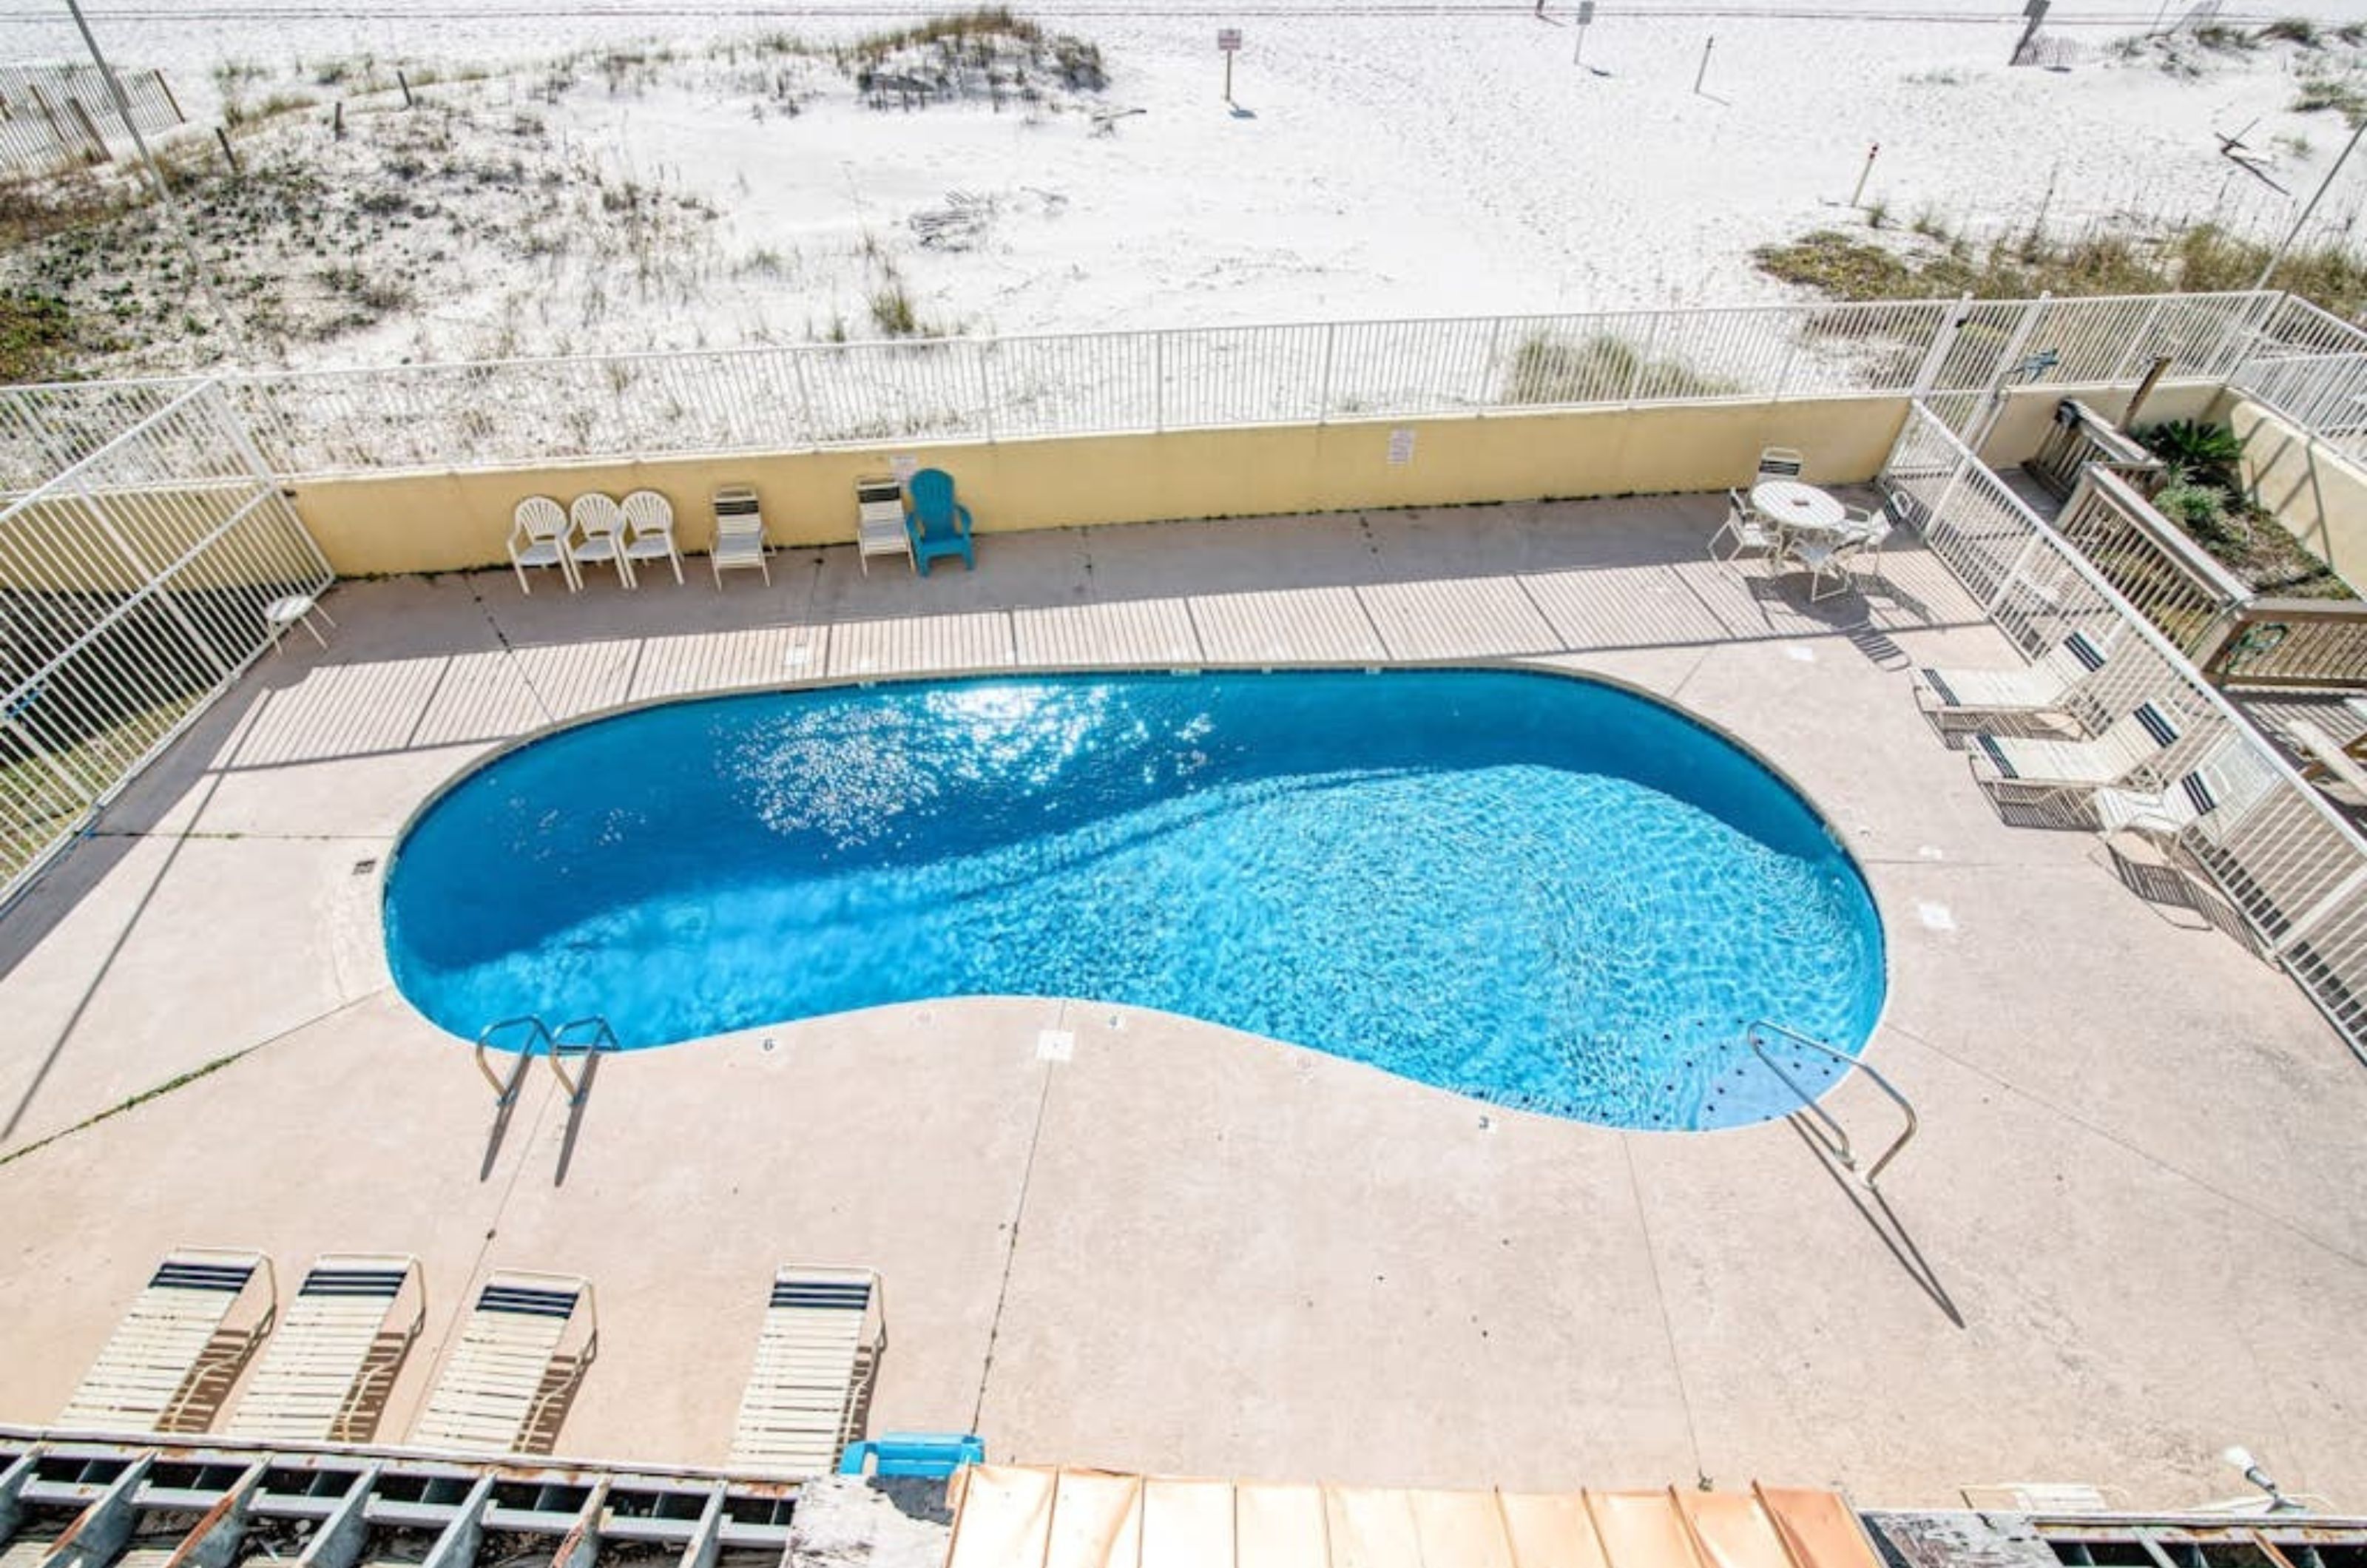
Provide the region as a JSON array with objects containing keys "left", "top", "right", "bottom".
[
  {"left": 1883, "top": 399, "right": 2367, "bottom": 1057},
  {"left": 2229, "top": 294, "right": 2367, "bottom": 464},
  {"left": 0, "top": 291, "right": 2292, "bottom": 489},
  {"left": 0, "top": 380, "right": 333, "bottom": 905}
]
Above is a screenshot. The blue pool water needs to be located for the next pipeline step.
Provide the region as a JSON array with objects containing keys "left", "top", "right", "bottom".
[{"left": 383, "top": 669, "right": 1885, "bottom": 1131}]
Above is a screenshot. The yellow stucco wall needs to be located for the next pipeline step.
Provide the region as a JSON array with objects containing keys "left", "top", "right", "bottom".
[
  {"left": 1973, "top": 379, "right": 2223, "bottom": 470},
  {"left": 2215, "top": 391, "right": 2367, "bottom": 587},
  {"left": 288, "top": 396, "right": 1915, "bottom": 578}
]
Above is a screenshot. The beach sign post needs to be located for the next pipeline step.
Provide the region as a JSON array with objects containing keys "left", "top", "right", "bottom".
[
  {"left": 1849, "top": 142, "right": 1880, "bottom": 207},
  {"left": 1571, "top": 1, "right": 1597, "bottom": 69},
  {"left": 1218, "top": 28, "right": 1243, "bottom": 103}
]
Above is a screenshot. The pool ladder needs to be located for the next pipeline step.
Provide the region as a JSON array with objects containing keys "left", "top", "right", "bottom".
[
  {"left": 1743, "top": 1019, "right": 1918, "bottom": 1189},
  {"left": 475, "top": 1014, "right": 623, "bottom": 1108}
]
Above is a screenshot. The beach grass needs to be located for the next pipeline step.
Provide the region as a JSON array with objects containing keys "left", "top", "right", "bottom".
[{"left": 1756, "top": 221, "right": 2367, "bottom": 320}]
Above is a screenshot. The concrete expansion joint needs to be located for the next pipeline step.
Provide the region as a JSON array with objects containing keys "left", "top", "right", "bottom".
[
  {"left": 970, "top": 1038, "right": 1061, "bottom": 1433},
  {"left": 1883, "top": 1020, "right": 2367, "bottom": 1277},
  {"left": 0, "top": 985, "right": 388, "bottom": 1169}
]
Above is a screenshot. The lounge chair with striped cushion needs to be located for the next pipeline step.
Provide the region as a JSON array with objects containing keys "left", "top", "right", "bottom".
[
  {"left": 226, "top": 1254, "right": 424, "bottom": 1443},
  {"left": 1969, "top": 700, "right": 2184, "bottom": 815},
  {"left": 1914, "top": 629, "right": 2111, "bottom": 734},
  {"left": 730, "top": 1266, "right": 885, "bottom": 1476},
  {"left": 60, "top": 1248, "right": 277, "bottom": 1434},
  {"left": 410, "top": 1270, "right": 597, "bottom": 1456}
]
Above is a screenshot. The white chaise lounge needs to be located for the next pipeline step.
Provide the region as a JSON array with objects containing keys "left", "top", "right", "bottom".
[
  {"left": 1914, "top": 629, "right": 2113, "bottom": 734},
  {"left": 59, "top": 1248, "right": 277, "bottom": 1434},
  {"left": 410, "top": 1270, "right": 596, "bottom": 1456},
  {"left": 729, "top": 1266, "right": 884, "bottom": 1476},
  {"left": 226, "top": 1253, "right": 424, "bottom": 1443}
]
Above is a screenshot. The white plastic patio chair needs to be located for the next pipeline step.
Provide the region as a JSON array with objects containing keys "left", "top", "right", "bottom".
[
  {"left": 1783, "top": 507, "right": 1891, "bottom": 603},
  {"left": 264, "top": 591, "right": 335, "bottom": 653},
  {"left": 1707, "top": 489, "right": 1778, "bottom": 567},
  {"left": 568, "top": 493, "right": 636, "bottom": 589},
  {"left": 1969, "top": 700, "right": 2184, "bottom": 812},
  {"left": 508, "top": 497, "right": 579, "bottom": 595},
  {"left": 60, "top": 1248, "right": 278, "bottom": 1434},
  {"left": 730, "top": 1265, "right": 884, "bottom": 1476},
  {"left": 226, "top": 1253, "right": 424, "bottom": 1443},
  {"left": 1755, "top": 445, "right": 1806, "bottom": 481},
  {"left": 1843, "top": 503, "right": 1894, "bottom": 588},
  {"left": 410, "top": 1270, "right": 596, "bottom": 1456},
  {"left": 1784, "top": 531, "right": 1860, "bottom": 602},
  {"left": 1914, "top": 629, "right": 2112, "bottom": 734},
  {"left": 711, "top": 484, "right": 771, "bottom": 589},
  {"left": 620, "top": 490, "right": 684, "bottom": 586}
]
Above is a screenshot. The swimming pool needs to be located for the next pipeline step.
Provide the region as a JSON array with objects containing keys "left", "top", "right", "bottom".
[{"left": 384, "top": 669, "right": 1885, "bottom": 1131}]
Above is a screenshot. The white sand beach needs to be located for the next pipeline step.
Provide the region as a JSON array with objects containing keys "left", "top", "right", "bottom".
[{"left": 8, "top": 0, "right": 2367, "bottom": 369}]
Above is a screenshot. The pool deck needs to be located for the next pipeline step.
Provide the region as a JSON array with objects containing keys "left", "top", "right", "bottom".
[{"left": 4, "top": 495, "right": 2367, "bottom": 1509}]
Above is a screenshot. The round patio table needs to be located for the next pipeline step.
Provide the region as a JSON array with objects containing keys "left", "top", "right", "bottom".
[{"left": 1749, "top": 479, "right": 1846, "bottom": 533}]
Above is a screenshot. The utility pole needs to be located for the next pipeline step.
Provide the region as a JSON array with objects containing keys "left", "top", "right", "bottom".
[
  {"left": 64, "top": 0, "right": 245, "bottom": 362},
  {"left": 2255, "top": 112, "right": 2367, "bottom": 294}
]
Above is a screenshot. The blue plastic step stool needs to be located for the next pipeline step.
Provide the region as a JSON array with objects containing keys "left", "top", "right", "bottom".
[{"left": 838, "top": 1433, "right": 987, "bottom": 1479}]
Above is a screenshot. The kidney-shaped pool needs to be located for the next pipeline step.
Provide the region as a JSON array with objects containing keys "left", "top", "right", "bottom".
[{"left": 384, "top": 668, "right": 1885, "bottom": 1130}]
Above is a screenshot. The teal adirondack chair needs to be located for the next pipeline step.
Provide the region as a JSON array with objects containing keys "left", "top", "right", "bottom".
[{"left": 904, "top": 468, "right": 976, "bottom": 575}]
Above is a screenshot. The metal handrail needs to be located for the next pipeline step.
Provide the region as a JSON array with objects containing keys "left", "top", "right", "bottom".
[
  {"left": 474, "top": 1016, "right": 552, "bottom": 1106},
  {"left": 1743, "top": 1021, "right": 1919, "bottom": 1189},
  {"left": 548, "top": 1016, "right": 623, "bottom": 1106}
]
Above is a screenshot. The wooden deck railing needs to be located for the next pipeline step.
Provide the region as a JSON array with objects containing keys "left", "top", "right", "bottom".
[
  {"left": 2198, "top": 598, "right": 2367, "bottom": 691},
  {"left": 2051, "top": 466, "right": 2247, "bottom": 660},
  {"left": 2027, "top": 398, "right": 2168, "bottom": 500}
]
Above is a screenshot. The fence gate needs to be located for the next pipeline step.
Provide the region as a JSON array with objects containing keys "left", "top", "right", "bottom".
[{"left": 0, "top": 379, "right": 332, "bottom": 905}]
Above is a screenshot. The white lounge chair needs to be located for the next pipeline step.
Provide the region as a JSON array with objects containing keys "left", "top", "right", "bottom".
[
  {"left": 712, "top": 484, "right": 771, "bottom": 589},
  {"left": 60, "top": 1248, "right": 277, "bottom": 1434},
  {"left": 1756, "top": 445, "right": 1805, "bottom": 481},
  {"left": 729, "top": 1266, "right": 884, "bottom": 1476},
  {"left": 1707, "top": 489, "right": 1778, "bottom": 567},
  {"left": 1970, "top": 700, "right": 2183, "bottom": 811},
  {"left": 1914, "top": 630, "right": 2111, "bottom": 734},
  {"left": 508, "top": 497, "right": 579, "bottom": 595},
  {"left": 569, "top": 493, "right": 636, "bottom": 589},
  {"left": 226, "top": 1254, "right": 424, "bottom": 1443},
  {"left": 620, "top": 489, "right": 685, "bottom": 586},
  {"left": 410, "top": 1270, "right": 596, "bottom": 1456},
  {"left": 2095, "top": 758, "right": 2238, "bottom": 844}
]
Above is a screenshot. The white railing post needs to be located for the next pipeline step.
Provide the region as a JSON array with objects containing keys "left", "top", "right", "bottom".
[
  {"left": 1964, "top": 291, "right": 2050, "bottom": 455},
  {"left": 2207, "top": 289, "right": 2283, "bottom": 380},
  {"left": 1154, "top": 331, "right": 1166, "bottom": 433},
  {"left": 209, "top": 380, "right": 332, "bottom": 581},
  {"left": 788, "top": 348, "right": 817, "bottom": 447},
  {"left": 974, "top": 341, "right": 995, "bottom": 443},
  {"left": 1629, "top": 312, "right": 1662, "bottom": 406},
  {"left": 2108, "top": 295, "right": 2166, "bottom": 383},
  {"left": 1314, "top": 321, "right": 1337, "bottom": 425},
  {"left": 1912, "top": 294, "right": 1973, "bottom": 397}
]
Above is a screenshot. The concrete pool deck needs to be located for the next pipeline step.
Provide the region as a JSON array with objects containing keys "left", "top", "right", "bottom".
[{"left": 3, "top": 494, "right": 2366, "bottom": 1509}]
